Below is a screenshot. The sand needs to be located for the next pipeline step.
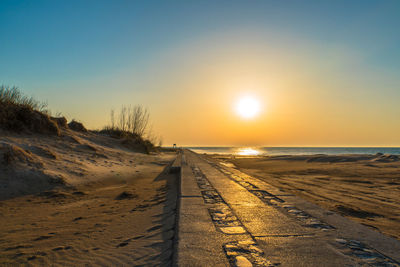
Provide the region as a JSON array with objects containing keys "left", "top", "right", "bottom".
[
  {"left": 213, "top": 154, "right": 400, "bottom": 240},
  {"left": 0, "top": 129, "right": 178, "bottom": 266}
]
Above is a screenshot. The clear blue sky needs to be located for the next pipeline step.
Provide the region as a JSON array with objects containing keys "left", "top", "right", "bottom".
[{"left": 1, "top": 1, "right": 400, "bottom": 146}]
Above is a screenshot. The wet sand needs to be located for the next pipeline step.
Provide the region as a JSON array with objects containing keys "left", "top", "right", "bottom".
[{"left": 212, "top": 154, "right": 400, "bottom": 240}]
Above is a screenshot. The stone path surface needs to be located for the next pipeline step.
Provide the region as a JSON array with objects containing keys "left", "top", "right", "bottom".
[{"left": 174, "top": 149, "right": 400, "bottom": 267}]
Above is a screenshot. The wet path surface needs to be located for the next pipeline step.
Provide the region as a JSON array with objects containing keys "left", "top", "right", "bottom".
[{"left": 175, "top": 150, "right": 400, "bottom": 267}]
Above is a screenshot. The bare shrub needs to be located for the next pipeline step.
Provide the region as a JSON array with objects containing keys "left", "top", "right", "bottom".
[
  {"left": 106, "top": 105, "right": 150, "bottom": 138},
  {"left": 132, "top": 105, "right": 149, "bottom": 137},
  {"left": 114, "top": 105, "right": 150, "bottom": 137},
  {"left": 101, "top": 105, "right": 155, "bottom": 153}
]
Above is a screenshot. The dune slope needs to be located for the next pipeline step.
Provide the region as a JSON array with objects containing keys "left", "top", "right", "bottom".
[{"left": 0, "top": 129, "right": 178, "bottom": 266}]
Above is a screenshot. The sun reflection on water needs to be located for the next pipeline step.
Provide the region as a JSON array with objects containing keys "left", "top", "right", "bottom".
[{"left": 235, "top": 148, "right": 261, "bottom": 156}]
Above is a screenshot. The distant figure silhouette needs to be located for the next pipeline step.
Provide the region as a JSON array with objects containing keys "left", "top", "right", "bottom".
[{"left": 173, "top": 144, "right": 177, "bottom": 148}]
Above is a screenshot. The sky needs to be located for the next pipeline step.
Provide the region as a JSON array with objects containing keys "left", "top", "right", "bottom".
[{"left": 1, "top": 0, "right": 400, "bottom": 146}]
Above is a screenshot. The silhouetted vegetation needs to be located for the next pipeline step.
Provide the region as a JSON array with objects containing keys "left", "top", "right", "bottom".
[
  {"left": 101, "top": 105, "right": 156, "bottom": 153},
  {"left": 0, "top": 86, "right": 64, "bottom": 135},
  {"left": 68, "top": 120, "right": 87, "bottom": 132},
  {"left": 0, "top": 86, "right": 160, "bottom": 154},
  {"left": 0, "top": 86, "right": 48, "bottom": 112},
  {"left": 111, "top": 105, "right": 150, "bottom": 137}
]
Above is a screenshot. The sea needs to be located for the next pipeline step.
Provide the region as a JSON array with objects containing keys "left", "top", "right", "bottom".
[{"left": 186, "top": 147, "right": 400, "bottom": 156}]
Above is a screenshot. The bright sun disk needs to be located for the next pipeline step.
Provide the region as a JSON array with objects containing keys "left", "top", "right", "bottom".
[{"left": 235, "top": 96, "right": 261, "bottom": 119}]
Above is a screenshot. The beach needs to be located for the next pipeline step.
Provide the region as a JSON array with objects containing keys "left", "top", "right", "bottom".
[
  {"left": 210, "top": 153, "right": 400, "bottom": 240},
  {"left": 0, "top": 129, "right": 178, "bottom": 266}
]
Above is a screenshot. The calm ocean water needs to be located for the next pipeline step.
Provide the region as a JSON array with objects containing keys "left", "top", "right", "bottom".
[{"left": 186, "top": 147, "right": 400, "bottom": 156}]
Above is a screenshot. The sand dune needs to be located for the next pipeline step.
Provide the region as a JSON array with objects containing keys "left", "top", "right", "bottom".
[
  {"left": 0, "top": 129, "right": 178, "bottom": 265},
  {"left": 0, "top": 128, "right": 167, "bottom": 198}
]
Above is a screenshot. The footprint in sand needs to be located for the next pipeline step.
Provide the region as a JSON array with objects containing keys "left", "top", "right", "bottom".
[
  {"left": 4, "top": 245, "right": 33, "bottom": 251},
  {"left": 72, "top": 191, "right": 86, "bottom": 196},
  {"left": 33, "top": 235, "right": 53, "bottom": 241},
  {"left": 94, "top": 223, "right": 108, "bottom": 228},
  {"left": 146, "top": 224, "right": 162, "bottom": 232},
  {"left": 27, "top": 251, "right": 47, "bottom": 261},
  {"left": 131, "top": 203, "right": 150, "bottom": 212},
  {"left": 115, "top": 191, "right": 138, "bottom": 200},
  {"left": 116, "top": 242, "right": 129, "bottom": 248}
]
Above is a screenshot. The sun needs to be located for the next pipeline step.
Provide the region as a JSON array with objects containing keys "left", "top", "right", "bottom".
[{"left": 235, "top": 96, "right": 261, "bottom": 119}]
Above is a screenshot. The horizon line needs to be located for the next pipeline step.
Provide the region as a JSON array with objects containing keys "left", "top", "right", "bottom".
[{"left": 178, "top": 145, "right": 400, "bottom": 148}]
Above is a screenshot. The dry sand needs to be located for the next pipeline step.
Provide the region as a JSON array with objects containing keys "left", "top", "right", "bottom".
[
  {"left": 0, "top": 129, "right": 178, "bottom": 266},
  {"left": 214, "top": 154, "right": 400, "bottom": 240}
]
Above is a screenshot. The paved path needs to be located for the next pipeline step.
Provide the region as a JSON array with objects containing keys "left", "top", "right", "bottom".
[{"left": 174, "top": 149, "right": 400, "bottom": 267}]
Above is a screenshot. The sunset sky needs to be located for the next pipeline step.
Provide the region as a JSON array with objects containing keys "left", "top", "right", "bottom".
[{"left": 1, "top": 0, "right": 400, "bottom": 146}]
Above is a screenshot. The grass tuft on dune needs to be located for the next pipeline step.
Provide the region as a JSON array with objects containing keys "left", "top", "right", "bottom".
[
  {"left": 0, "top": 85, "right": 162, "bottom": 200},
  {"left": 0, "top": 86, "right": 64, "bottom": 135},
  {"left": 0, "top": 85, "right": 156, "bottom": 153},
  {"left": 99, "top": 127, "right": 154, "bottom": 154}
]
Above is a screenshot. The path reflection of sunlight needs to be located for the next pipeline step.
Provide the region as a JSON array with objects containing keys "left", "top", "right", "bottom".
[{"left": 236, "top": 148, "right": 260, "bottom": 156}]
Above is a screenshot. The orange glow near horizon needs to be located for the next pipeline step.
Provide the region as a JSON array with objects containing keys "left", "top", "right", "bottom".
[{"left": 57, "top": 31, "right": 400, "bottom": 147}]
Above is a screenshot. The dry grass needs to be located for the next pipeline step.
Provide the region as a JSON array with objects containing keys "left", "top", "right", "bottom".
[
  {"left": 0, "top": 86, "right": 62, "bottom": 135},
  {"left": 100, "top": 105, "right": 156, "bottom": 153},
  {"left": 0, "top": 85, "right": 48, "bottom": 112},
  {"left": 0, "top": 86, "right": 156, "bottom": 154},
  {"left": 0, "top": 86, "right": 74, "bottom": 135},
  {"left": 99, "top": 127, "right": 154, "bottom": 154}
]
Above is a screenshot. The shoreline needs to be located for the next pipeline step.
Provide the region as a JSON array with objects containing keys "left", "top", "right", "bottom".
[{"left": 188, "top": 146, "right": 400, "bottom": 157}]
